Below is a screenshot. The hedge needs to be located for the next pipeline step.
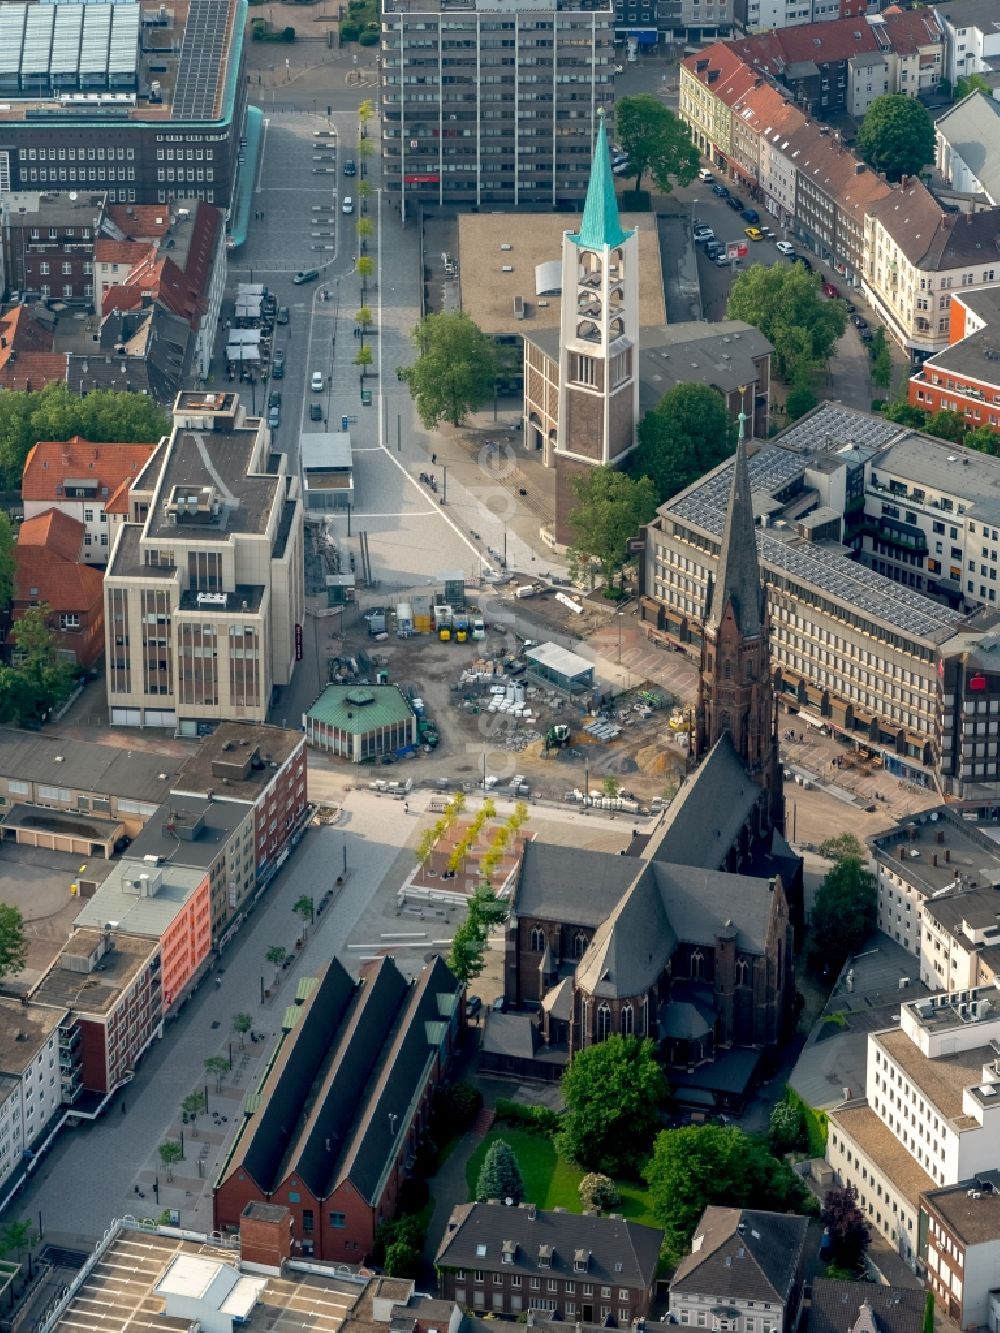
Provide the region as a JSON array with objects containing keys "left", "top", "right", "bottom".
[
  {"left": 494, "top": 1098, "right": 561, "bottom": 1136},
  {"left": 785, "top": 1086, "right": 828, "bottom": 1157}
]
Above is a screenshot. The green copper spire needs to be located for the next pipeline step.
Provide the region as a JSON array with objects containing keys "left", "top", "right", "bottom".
[{"left": 570, "top": 111, "right": 633, "bottom": 251}]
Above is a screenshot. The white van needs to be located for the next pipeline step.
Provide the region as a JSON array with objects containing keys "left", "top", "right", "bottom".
[{"left": 698, "top": 168, "right": 715, "bottom": 182}]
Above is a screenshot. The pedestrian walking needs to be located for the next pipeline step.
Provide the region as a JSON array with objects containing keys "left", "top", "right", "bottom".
[{"left": 121, "top": 1100, "right": 127, "bottom": 1115}]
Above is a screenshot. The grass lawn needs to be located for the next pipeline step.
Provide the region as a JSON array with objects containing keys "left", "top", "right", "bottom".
[{"left": 465, "top": 1127, "right": 657, "bottom": 1225}]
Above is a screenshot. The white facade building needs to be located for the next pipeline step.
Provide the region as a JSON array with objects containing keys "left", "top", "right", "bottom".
[{"left": 0, "top": 1000, "right": 69, "bottom": 1198}]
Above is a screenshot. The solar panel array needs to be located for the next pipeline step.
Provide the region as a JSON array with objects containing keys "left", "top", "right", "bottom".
[
  {"left": 0, "top": 1, "right": 138, "bottom": 94},
  {"left": 776, "top": 401, "right": 903, "bottom": 455},
  {"left": 172, "top": 0, "right": 229, "bottom": 120}
]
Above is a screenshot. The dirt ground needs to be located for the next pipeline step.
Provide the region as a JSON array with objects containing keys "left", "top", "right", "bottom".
[{"left": 324, "top": 592, "right": 688, "bottom": 803}]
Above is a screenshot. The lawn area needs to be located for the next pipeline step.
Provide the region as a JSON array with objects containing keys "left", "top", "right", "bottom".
[{"left": 464, "top": 1127, "right": 657, "bottom": 1226}]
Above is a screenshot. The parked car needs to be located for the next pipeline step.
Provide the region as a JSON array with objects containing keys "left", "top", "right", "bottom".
[
  {"left": 693, "top": 224, "right": 714, "bottom": 240},
  {"left": 822, "top": 280, "right": 841, "bottom": 298},
  {"left": 726, "top": 195, "right": 745, "bottom": 211},
  {"left": 711, "top": 183, "right": 730, "bottom": 198},
  {"left": 343, "top": 159, "right": 356, "bottom": 176},
  {"left": 311, "top": 371, "right": 324, "bottom": 392},
  {"left": 776, "top": 240, "right": 795, "bottom": 256},
  {"left": 705, "top": 241, "right": 724, "bottom": 259},
  {"left": 492, "top": 995, "right": 506, "bottom": 1013},
  {"left": 859, "top": 327, "right": 874, "bottom": 343},
  {"left": 277, "top": 306, "right": 290, "bottom": 325},
  {"left": 845, "top": 301, "right": 857, "bottom": 313},
  {"left": 466, "top": 994, "right": 483, "bottom": 1017},
  {"left": 852, "top": 314, "right": 869, "bottom": 330},
  {"left": 715, "top": 252, "right": 735, "bottom": 267},
  {"left": 698, "top": 168, "right": 715, "bottom": 182},
  {"left": 268, "top": 405, "right": 280, "bottom": 428},
  {"left": 744, "top": 226, "right": 763, "bottom": 241},
  {"left": 792, "top": 254, "right": 813, "bottom": 271},
  {"left": 342, "top": 196, "right": 354, "bottom": 214},
  {"left": 272, "top": 349, "right": 285, "bottom": 380},
  {"left": 740, "top": 208, "right": 760, "bottom": 224},
  {"left": 293, "top": 269, "right": 319, "bottom": 285},
  {"left": 268, "top": 390, "right": 282, "bottom": 409},
  {"left": 759, "top": 226, "right": 775, "bottom": 240},
  {"left": 310, "top": 402, "right": 323, "bottom": 421}
]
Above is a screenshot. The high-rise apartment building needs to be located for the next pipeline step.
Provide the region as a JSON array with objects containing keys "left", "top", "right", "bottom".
[
  {"left": 104, "top": 390, "right": 304, "bottom": 733},
  {"left": 379, "top": 0, "right": 614, "bottom": 214}
]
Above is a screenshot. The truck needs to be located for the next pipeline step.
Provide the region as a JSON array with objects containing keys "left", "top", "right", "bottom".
[
  {"left": 471, "top": 614, "right": 486, "bottom": 641},
  {"left": 454, "top": 613, "right": 470, "bottom": 643},
  {"left": 515, "top": 584, "right": 536, "bottom": 599}
]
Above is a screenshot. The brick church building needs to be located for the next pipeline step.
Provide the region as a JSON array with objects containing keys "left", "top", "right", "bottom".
[{"left": 493, "top": 428, "right": 801, "bottom": 1109}]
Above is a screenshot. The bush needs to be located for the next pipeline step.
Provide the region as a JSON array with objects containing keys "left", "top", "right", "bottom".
[
  {"left": 398, "top": 1177, "right": 429, "bottom": 1216},
  {"left": 282, "top": 25, "right": 295, "bottom": 40},
  {"left": 768, "top": 1099, "right": 806, "bottom": 1155},
  {"left": 359, "top": 27, "right": 379, "bottom": 44},
  {"left": 579, "top": 1173, "right": 620, "bottom": 1211},
  {"left": 384, "top": 1240, "right": 421, "bottom": 1278},
  {"left": 494, "top": 1098, "right": 561, "bottom": 1136},
  {"left": 871, "top": 399, "right": 887, "bottom": 413}
]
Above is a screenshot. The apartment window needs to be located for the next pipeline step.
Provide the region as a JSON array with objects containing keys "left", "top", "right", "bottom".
[
  {"left": 329, "top": 1212, "right": 346, "bottom": 1227},
  {"left": 59, "top": 613, "right": 81, "bottom": 630}
]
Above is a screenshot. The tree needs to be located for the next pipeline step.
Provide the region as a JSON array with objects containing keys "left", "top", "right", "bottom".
[
  {"left": 265, "top": 944, "right": 287, "bottom": 985},
  {"left": 558, "top": 1035, "right": 669, "bottom": 1175},
  {"left": 0, "top": 383, "right": 168, "bottom": 490},
  {"left": 631, "top": 382, "right": 736, "bottom": 503},
  {"left": 447, "top": 882, "right": 508, "bottom": 984},
  {"left": 232, "top": 1012, "right": 253, "bottom": 1049},
  {"left": 615, "top": 95, "right": 699, "bottom": 196},
  {"left": 402, "top": 311, "right": 498, "bottom": 429},
  {"left": 476, "top": 1138, "right": 525, "bottom": 1203},
  {"left": 645, "top": 1124, "right": 814, "bottom": 1262},
  {"left": 808, "top": 846, "right": 876, "bottom": 975},
  {"left": 819, "top": 833, "right": 865, "bottom": 861},
  {"left": 568, "top": 467, "right": 658, "bottom": 595},
  {"left": 158, "top": 1140, "right": 183, "bottom": 1181},
  {"left": 383, "top": 1239, "right": 421, "bottom": 1278},
  {"left": 785, "top": 369, "right": 818, "bottom": 422},
  {"left": 925, "top": 409, "right": 967, "bottom": 443},
  {"left": 204, "top": 1055, "right": 229, "bottom": 1092},
  {"left": 355, "top": 344, "right": 373, "bottom": 388},
  {"left": 869, "top": 328, "right": 892, "bottom": 393},
  {"left": 579, "top": 1173, "right": 620, "bottom": 1211},
  {"left": 768, "top": 1098, "right": 806, "bottom": 1154},
  {"left": 356, "top": 216, "right": 374, "bottom": 251},
  {"left": 821, "top": 1184, "right": 870, "bottom": 1274},
  {"left": 0, "top": 904, "right": 28, "bottom": 983},
  {"left": 182, "top": 1091, "right": 207, "bottom": 1135},
  {"left": 357, "top": 255, "right": 375, "bottom": 302},
  {"left": 356, "top": 135, "right": 374, "bottom": 177},
  {"left": 727, "top": 263, "right": 847, "bottom": 379},
  {"left": 0, "top": 607, "right": 76, "bottom": 725},
  {"left": 356, "top": 305, "right": 374, "bottom": 345},
  {"left": 357, "top": 178, "right": 374, "bottom": 213},
  {"left": 857, "top": 94, "right": 934, "bottom": 182},
  {"left": 922, "top": 1292, "right": 935, "bottom": 1333},
  {"left": 292, "top": 894, "right": 314, "bottom": 929},
  {"left": 357, "top": 98, "right": 375, "bottom": 137},
  {"left": 955, "top": 72, "right": 991, "bottom": 101},
  {"left": 602, "top": 775, "right": 621, "bottom": 799},
  {"left": 965, "top": 424, "right": 1000, "bottom": 454},
  {"left": 0, "top": 513, "right": 14, "bottom": 612},
  {"left": 883, "top": 398, "right": 927, "bottom": 428}
]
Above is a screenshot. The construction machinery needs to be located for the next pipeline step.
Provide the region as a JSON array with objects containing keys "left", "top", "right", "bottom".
[{"left": 544, "top": 724, "right": 571, "bottom": 753}]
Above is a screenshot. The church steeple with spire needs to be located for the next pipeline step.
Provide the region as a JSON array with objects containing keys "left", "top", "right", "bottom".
[
  {"left": 552, "top": 110, "right": 640, "bottom": 544},
  {"left": 696, "top": 413, "right": 783, "bottom": 833}
]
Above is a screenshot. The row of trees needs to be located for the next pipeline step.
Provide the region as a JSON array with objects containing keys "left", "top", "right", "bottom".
[{"left": 881, "top": 395, "right": 1000, "bottom": 454}]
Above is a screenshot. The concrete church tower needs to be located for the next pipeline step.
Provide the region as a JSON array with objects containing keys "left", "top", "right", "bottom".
[{"left": 553, "top": 112, "right": 640, "bottom": 544}]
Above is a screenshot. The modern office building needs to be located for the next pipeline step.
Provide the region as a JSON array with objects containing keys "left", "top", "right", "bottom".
[
  {"left": 379, "top": 0, "right": 614, "bottom": 214},
  {"left": 103, "top": 391, "right": 304, "bottom": 733},
  {"left": 0, "top": 0, "right": 249, "bottom": 212}
]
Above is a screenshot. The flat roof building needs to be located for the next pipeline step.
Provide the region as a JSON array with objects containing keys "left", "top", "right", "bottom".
[
  {"left": 921, "top": 1172, "right": 1000, "bottom": 1328},
  {"left": 525, "top": 642, "right": 595, "bottom": 693},
  {"left": 301, "top": 434, "right": 353, "bottom": 512},
  {"left": 380, "top": 0, "right": 615, "bottom": 214}
]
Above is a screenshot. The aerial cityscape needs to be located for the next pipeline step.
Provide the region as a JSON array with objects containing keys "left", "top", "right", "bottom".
[{"left": 1, "top": 0, "right": 1000, "bottom": 1330}]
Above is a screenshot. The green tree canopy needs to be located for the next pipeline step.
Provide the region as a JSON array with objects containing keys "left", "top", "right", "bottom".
[
  {"left": 0, "top": 903, "right": 28, "bottom": 983},
  {"left": 0, "top": 607, "right": 76, "bottom": 725},
  {"left": 568, "top": 466, "right": 658, "bottom": 594},
  {"left": 726, "top": 263, "right": 847, "bottom": 379},
  {"left": 785, "top": 369, "right": 818, "bottom": 422},
  {"left": 870, "top": 328, "right": 892, "bottom": 393},
  {"left": 579, "top": 1172, "right": 620, "bottom": 1211},
  {"left": 446, "top": 882, "right": 508, "bottom": 984},
  {"left": 0, "top": 512, "right": 14, "bottom": 612},
  {"left": 955, "top": 73, "right": 992, "bottom": 101},
  {"left": 476, "top": 1138, "right": 525, "bottom": 1203},
  {"left": 402, "top": 311, "right": 498, "bottom": 429},
  {"left": 768, "top": 1098, "right": 806, "bottom": 1155},
  {"left": 557, "top": 1035, "right": 669, "bottom": 1175},
  {"left": 0, "top": 382, "right": 168, "bottom": 490},
  {"left": 808, "top": 844, "right": 876, "bottom": 976},
  {"left": 645, "top": 1124, "right": 815, "bottom": 1262},
  {"left": 857, "top": 94, "right": 934, "bottom": 182},
  {"left": 883, "top": 399, "right": 928, "bottom": 428},
  {"left": 631, "top": 382, "right": 736, "bottom": 503},
  {"left": 614, "top": 95, "right": 699, "bottom": 196}
]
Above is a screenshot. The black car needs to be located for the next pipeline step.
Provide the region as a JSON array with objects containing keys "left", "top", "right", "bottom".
[
  {"left": 740, "top": 208, "right": 760, "bottom": 225},
  {"left": 310, "top": 402, "right": 323, "bottom": 421},
  {"left": 344, "top": 159, "right": 356, "bottom": 177},
  {"left": 466, "top": 995, "right": 483, "bottom": 1017},
  {"left": 852, "top": 314, "right": 869, "bottom": 330},
  {"left": 845, "top": 301, "right": 857, "bottom": 314},
  {"left": 269, "top": 390, "right": 282, "bottom": 409},
  {"left": 711, "top": 183, "right": 729, "bottom": 198},
  {"left": 293, "top": 269, "right": 319, "bottom": 285},
  {"left": 727, "top": 195, "right": 745, "bottom": 211},
  {"left": 859, "top": 327, "right": 874, "bottom": 343},
  {"left": 792, "top": 254, "right": 813, "bottom": 271}
]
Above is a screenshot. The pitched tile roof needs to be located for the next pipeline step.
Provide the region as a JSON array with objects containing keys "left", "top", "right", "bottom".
[
  {"left": 105, "top": 203, "right": 174, "bottom": 239},
  {"left": 436, "top": 1201, "right": 663, "bottom": 1290},
  {"left": 0, "top": 305, "right": 55, "bottom": 353},
  {"left": 13, "top": 530, "right": 104, "bottom": 615},
  {"left": 877, "top": 7, "right": 943, "bottom": 54},
  {"left": 868, "top": 181, "right": 1000, "bottom": 269},
  {"left": 0, "top": 352, "right": 68, "bottom": 392},
  {"left": 17, "top": 507, "right": 85, "bottom": 563},
  {"left": 727, "top": 17, "right": 879, "bottom": 70},
  {"left": 807, "top": 1280, "right": 926, "bottom": 1333},
  {"left": 94, "top": 238, "right": 154, "bottom": 266},
  {"left": 671, "top": 1207, "right": 809, "bottom": 1304},
  {"left": 22, "top": 437, "right": 158, "bottom": 502}
]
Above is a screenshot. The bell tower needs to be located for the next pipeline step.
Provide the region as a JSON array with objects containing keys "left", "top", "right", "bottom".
[
  {"left": 696, "top": 414, "right": 783, "bottom": 833},
  {"left": 553, "top": 111, "right": 640, "bottom": 544}
]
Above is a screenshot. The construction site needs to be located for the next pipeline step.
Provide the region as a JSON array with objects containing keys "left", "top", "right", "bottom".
[{"left": 298, "top": 562, "right": 692, "bottom": 807}]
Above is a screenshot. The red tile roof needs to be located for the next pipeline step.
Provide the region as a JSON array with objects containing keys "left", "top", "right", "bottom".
[
  {"left": 0, "top": 352, "right": 68, "bottom": 392},
  {"left": 17, "top": 508, "right": 85, "bottom": 563},
  {"left": 95, "top": 238, "right": 153, "bottom": 266},
  {"left": 103, "top": 476, "right": 133, "bottom": 516},
  {"left": 878, "top": 8, "right": 943, "bottom": 54},
  {"left": 725, "top": 17, "right": 879, "bottom": 72},
  {"left": 105, "top": 203, "right": 174, "bottom": 240},
  {"left": 22, "top": 436, "right": 158, "bottom": 502},
  {"left": 0, "top": 305, "right": 54, "bottom": 354}
]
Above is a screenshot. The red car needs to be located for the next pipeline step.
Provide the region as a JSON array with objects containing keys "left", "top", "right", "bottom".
[{"left": 822, "top": 281, "right": 841, "bottom": 298}]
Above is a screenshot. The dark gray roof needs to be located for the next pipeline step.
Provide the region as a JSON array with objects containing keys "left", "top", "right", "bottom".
[
  {"left": 653, "top": 862, "right": 778, "bottom": 953},
  {"left": 513, "top": 841, "right": 639, "bottom": 927},
  {"left": 648, "top": 734, "right": 763, "bottom": 870},
  {"left": 146, "top": 424, "right": 280, "bottom": 542},
  {"left": 806, "top": 1281, "right": 926, "bottom": 1333},
  {"left": 172, "top": 722, "right": 303, "bottom": 802},
  {"left": 576, "top": 864, "right": 677, "bottom": 998},
  {"left": 221, "top": 955, "right": 460, "bottom": 1206},
  {"left": 708, "top": 433, "right": 764, "bottom": 638},
  {"left": 482, "top": 1012, "right": 538, "bottom": 1060},
  {"left": 934, "top": 92, "right": 1000, "bottom": 205},
  {"left": 127, "top": 794, "right": 250, "bottom": 869},
  {"left": 933, "top": 0, "right": 1000, "bottom": 30},
  {"left": 671, "top": 1207, "right": 808, "bottom": 1304},
  {"left": 0, "top": 727, "right": 178, "bottom": 804},
  {"left": 436, "top": 1202, "right": 663, "bottom": 1289}
]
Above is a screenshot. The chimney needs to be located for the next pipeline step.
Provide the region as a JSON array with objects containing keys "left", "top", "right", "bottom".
[{"left": 239, "top": 1202, "right": 293, "bottom": 1270}]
